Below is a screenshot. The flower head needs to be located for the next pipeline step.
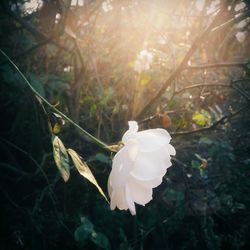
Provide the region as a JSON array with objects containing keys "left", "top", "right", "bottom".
[
  {"left": 133, "top": 50, "right": 153, "bottom": 73},
  {"left": 108, "top": 121, "right": 176, "bottom": 215}
]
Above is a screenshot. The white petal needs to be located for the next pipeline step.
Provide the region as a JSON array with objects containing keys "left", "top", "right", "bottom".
[
  {"left": 125, "top": 184, "right": 136, "bottom": 215},
  {"left": 127, "top": 176, "right": 153, "bottom": 205},
  {"left": 107, "top": 175, "right": 113, "bottom": 198},
  {"left": 128, "top": 121, "right": 138, "bottom": 132},
  {"left": 126, "top": 139, "right": 139, "bottom": 161},
  {"left": 131, "top": 175, "right": 163, "bottom": 188},
  {"left": 110, "top": 147, "right": 134, "bottom": 188},
  {"left": 136, "top": 128, "right": 171, "bottom": 152},
  {"left": 131, "top": 154, "right": 166, "bottom": 181},
  {"left": 111, "top": 188, "right": 128, "bottom": 210},
  {"left": 166, "top": 144, "right": 176, "bottom": 156},
  {"left": 122, "top": 121, "right": 138, "bottom": 144}
]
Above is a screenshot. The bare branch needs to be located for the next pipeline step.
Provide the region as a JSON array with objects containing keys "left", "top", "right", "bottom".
[
  {"left": 135, "top": 3, "right": 231, "bottom": 119},
  {"left": 171, "top": 105, "right": 248, "bottom": 136},
  {"left": 186, "top": 61, "right": 249, "bottom": 70}
]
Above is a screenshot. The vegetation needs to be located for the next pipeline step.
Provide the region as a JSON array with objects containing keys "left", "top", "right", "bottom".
[{"left": 0, "top": 0, "right": 250, "bottom": 249}]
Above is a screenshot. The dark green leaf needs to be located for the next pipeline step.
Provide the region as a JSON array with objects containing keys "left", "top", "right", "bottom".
[
  {"left": 91, "top": 232, "right": 110, "bottom": 250},
  {"left": 74, "top": 218, "right": 94, "bottom": 244},
  {"left": 191, "top": 160, "right": 200, "bottom": 169}
]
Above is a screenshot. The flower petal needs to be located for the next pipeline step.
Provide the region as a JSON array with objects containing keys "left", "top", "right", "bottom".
[
  {"left": 111, "top": 188, "right": 128, "bottom": 210},
  {"left": 136, "top": 129, "right": 171, "bottom": 152},
  {"left": 167, "top": 144, "right": 176, "bottom": 156},
  {"left": 130, "top": 175, "right": 163, "bottom": 188},
  {"left": 110, "top": 146, "right": 134, "bottom": 188},
  {"left": 125, "top": 184, "right": 136, "bottom": 215},
  {"left": 128, "top": 176, "right": 153, "bottom": 205},
  {"left": 131, "top": 153, "right": 166, "bottom": 181},
  {"left": 126, "top": 139, "right": 139, "bottom": 161},
  {"left": 122, "top": 121, "right": 138, "bottom": 144}
]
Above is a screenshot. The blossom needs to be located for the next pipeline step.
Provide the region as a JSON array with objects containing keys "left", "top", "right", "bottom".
[
  {"left": 108, "top": 121, "right": 176, "bottom": 215},
  {"left": 235, "top": 31, "right": 246, "bottom": 43},
  {"left": 133, "top": 50, "right": 153, "bottom": 73},
  {"left": 102, "top": 0, "right": 113, "bottom": 13}
]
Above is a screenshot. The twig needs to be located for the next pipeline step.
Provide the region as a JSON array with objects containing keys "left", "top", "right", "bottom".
[
  {"left": 135, "top": 3, "right": 230, "bottom": 119},
  {"left": 171, "top": 105, "right": 248, "bottom": 136},
  {"left": 0, "top": 49, "right": 113, "bottom": 152},
  {"left": 174, "top": 81, "right": 250, "bottom": 102},
  {"left": 185, "top": 61, "right": 249, "bottom": 70},
  {"left": 0, "top": 39, "right": 50, "bottom": 65},
  {"left": 0, "top": 137, "right": 56, "bottom": 202},
  {"left": 1, "top": 3, "right": 71, "bottom": 52},
  {"left": 138, "top": 109, "right": 187, "bottom": 125}
]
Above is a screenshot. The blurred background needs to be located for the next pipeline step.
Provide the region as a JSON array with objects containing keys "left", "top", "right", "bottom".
[{"left": 0, "top": 0, "right": 250, "bottom": 249}]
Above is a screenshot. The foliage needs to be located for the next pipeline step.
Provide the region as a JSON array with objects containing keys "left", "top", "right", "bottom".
[{"left": 0, "top": 0, "right": 250, "bottom": 249}]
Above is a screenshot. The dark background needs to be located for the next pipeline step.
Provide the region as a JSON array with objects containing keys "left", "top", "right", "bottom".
[{"left": 0, "top": 0, "right": 250, "bottom": 249}]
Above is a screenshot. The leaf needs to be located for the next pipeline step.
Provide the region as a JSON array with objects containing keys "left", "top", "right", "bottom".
[
  {"left": 94, "top": 153, "right": 111, "bottom": 164},
  {"left": 74, "top": 217, "right": 94, "bottom": 244},
  {"left": 199, "top": 136, "right": 213, "bottom": 145},
  {"left": 191, "top": 160, "right": 200, "bottom": 169},
  {"left": 140, "top": 73, "right": 151, "bottom": 86},
  {"left": 90, "top": 232, "right": 110, "bottom": 250},
  {"left": 192, "top": 109, "right": 211, "bottom": 126},
  {"left": 164, "top": 189, "right": 184, "bottom": 202},
  {"left": 67, "top": 149, "right": 108, "bottom": 202},
  {"left": 52, "top": 135, "right": 70, "bottom": 182}
]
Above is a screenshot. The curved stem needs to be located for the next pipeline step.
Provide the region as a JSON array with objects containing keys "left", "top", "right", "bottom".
[{"left": 0, "top": 49, "right": 112, "bottom": 152}]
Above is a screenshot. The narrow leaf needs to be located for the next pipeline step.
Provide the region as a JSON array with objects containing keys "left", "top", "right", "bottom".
[
  {"left": 52, "top": 135, "right": 70, "bottom": 182},
  {"left": 68, "top": 149, "right": 108, "bottom": 202}
]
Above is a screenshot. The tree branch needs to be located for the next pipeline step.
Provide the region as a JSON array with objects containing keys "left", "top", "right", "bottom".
[
  {"left": 185, "top": 61, "right": 249, "bottom": 70},
  {"left": 0, "top": 49, "right": 113, "bottom": 152},
  {"left": 171, "top": 105, "right": 248, "bottom": 136},
  {"left": 1, "top": 3, "right": 71, "bottom": 53},
  {"left": 135, "top": 3, "right": 230, "bottom": 119}
]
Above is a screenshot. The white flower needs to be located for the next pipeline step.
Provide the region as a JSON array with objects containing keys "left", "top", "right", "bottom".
[
  {"left": 235, "top": 2, "right": 246, "bottom": 12},
  {"left": 108, "top": 121, "right": 176, "bottom": 215},
  {"left": 236, "top": 31, "right": 246, "bottom": 43},
  {"left": 133, "top": 50, "right": 153, "bottom": 73},
  {"left": 102, "top": 0, "right": 113, "bottom": 13}
]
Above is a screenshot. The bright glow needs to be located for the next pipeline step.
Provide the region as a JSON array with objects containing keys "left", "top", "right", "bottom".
[{"left": 133, "top": 50, "right": 154, "bottom": 73}]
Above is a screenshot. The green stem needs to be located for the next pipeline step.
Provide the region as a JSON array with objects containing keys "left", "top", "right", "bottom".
[{"left": 0, "top": 49, "right": 112, "bottom": 152}]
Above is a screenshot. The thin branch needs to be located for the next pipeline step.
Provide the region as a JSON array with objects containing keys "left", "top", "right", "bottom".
[
  {"left": 174, "top": 81, "right": 250, "bottom": 102},
  {"left": 186, "top": 61, "right": 249, "bottom": 70},
  {"left": 135, "top": 3, "right": 230, "bottom": 119},
  {"left": 1, "top": 3, "right": 71, "bottom": 53},
  {"left": 0, "top": 137, "right": 56, "bottom": 204},
  {"left": 211, "top": 10, "right": 250, "bottom": 33},
  {"left": 0, "top": 49, "right": 113, "bottom": 152},
  {"left": 0, "top": 39, "right": 50, "bottom": 65},
  {"left": 171, "top": 105, "right": 248, "bottom": 136},
  {"left": 138, "top": 109, "right": 187, "bottom": 125}
]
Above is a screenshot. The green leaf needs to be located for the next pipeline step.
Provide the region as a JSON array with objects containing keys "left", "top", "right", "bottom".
[
  {"left": 164, "top": 189, "right": 184, "bottom": 201},
  {"left": 91, "top": 232, "right": 110, "bottom": 250},
  {"left": 192, "top": 109, "right": 211, "bottom": 126},
  {"left": 52, "top": 135, "right": 70, "bottom": 182},
  {"left": 94, "top": 153, "right": 111, "bottom": 164},
  {"left": 74, "top": 218, "right": 94, "bottom": 244},
  {"left": 67, "top": 149, "right": 108, "bottom": 202},
  {"left": 191, "top": 160, "right": 200, "bottom": 169},
  {"left": 199, "top": 136, "right": 213, "bottom": 145}
]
